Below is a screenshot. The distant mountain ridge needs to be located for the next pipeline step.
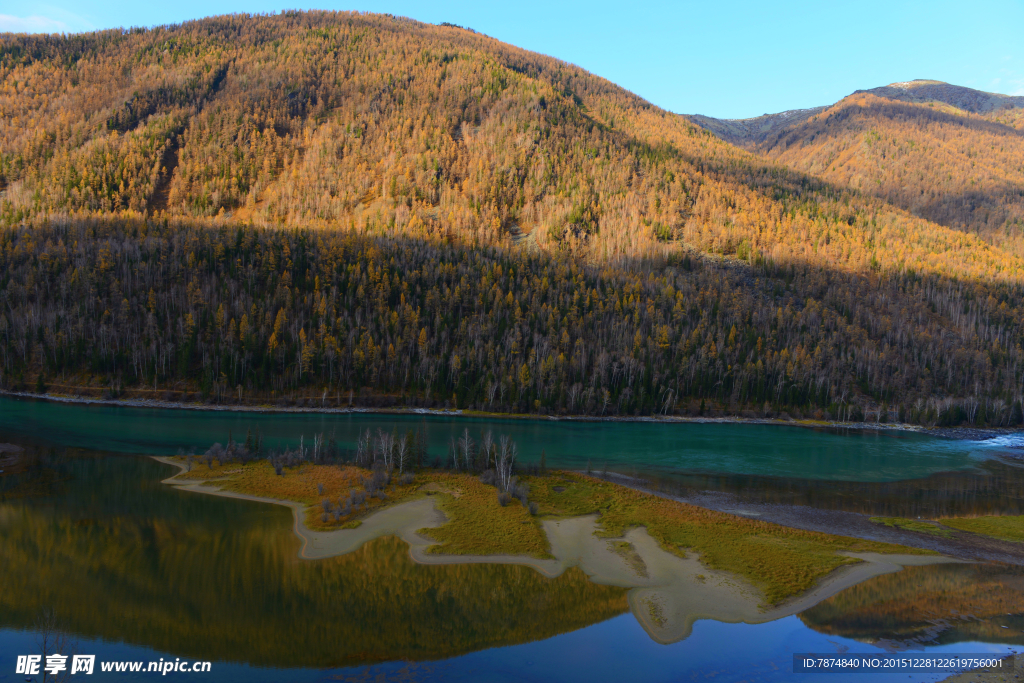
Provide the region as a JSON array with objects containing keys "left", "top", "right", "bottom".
[
  {"left": 853, "top": 79, "right": 1024, "bottom": 114},
  {"left": 688, "top": 106, "right": 826, "bottom": 147},
  {"left": 690, "top": 80, "right": 1024, "bottom": 148}
]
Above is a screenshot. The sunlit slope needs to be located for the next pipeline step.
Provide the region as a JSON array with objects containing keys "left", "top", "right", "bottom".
[
  {"left": 690, "top": 79, "right": 1024, "bottom": 251},
  {"left": 759, "top": 92, "right": 1024, "bottom": 250},
  {"left": 0, "top": 12, "right": 739, "bottom": 262},
  {"left": 855, "top": 80, "right": 1024, "bottom": 115}
]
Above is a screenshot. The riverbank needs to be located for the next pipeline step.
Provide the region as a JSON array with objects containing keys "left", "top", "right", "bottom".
[
  {"left": 7, "top": 389, "right": 1022, "bottom": 441},
  {"left": 153, "top": 455, "right": 960, "bottom": 643}
]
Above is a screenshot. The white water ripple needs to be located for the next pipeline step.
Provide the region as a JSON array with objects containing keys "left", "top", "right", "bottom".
[{"left": 976, "top": 433, "right": 1024, "bottom": 448}]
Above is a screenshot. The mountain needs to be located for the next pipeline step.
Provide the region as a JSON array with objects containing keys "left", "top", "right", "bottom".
[
  {"left": 853, "top": 79, "right": 1024, "bottom": 114},
  {"left": 0, "top": 12, "right": 761, "bottom": 262},
  {"left": 688, "top": 106, "right": 826, "bottom": 148},
  {"left": 691, "top": 80, "right": 1024, "bottom": 148},
  {"left": 692, "top": 81, "right": 1024, "bottom": 252},
  {"left": 1, "top": 13, "right": 1023, "bottom": 424}
]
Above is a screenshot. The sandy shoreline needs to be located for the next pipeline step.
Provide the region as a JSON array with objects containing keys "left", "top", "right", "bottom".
[
  {"left": 10, "top": 388, "right": 1022, "bottom": 440},
  {"left": 152, "top": 455, "right": 964, "bottom": 644}
]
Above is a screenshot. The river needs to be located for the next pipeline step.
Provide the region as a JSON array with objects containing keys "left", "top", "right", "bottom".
[{"left": 1, "top": 395, "right": 1021, "bottom": 682}]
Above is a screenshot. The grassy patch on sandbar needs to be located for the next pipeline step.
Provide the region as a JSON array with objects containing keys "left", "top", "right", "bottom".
[
  {"left": 869, "top": 517, "right": 955, "bottom": 538},
  {"left": 415, "top": 473, "right": 551, "bottom": 558},
  {"left": 529, "top": 473, "right": 931, "bottom": 605},
  {"left": 940, "top": 515, "right": 1024, "bottom": 543},
  {"left": 168, "top": 458, "right": 548, "bottom": 550}
]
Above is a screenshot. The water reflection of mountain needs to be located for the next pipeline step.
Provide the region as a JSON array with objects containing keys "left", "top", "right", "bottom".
[
  {"left": 0, "top": 453, "right": 628, "bottom": 667},
  {"left": 799, "top": 563, "right": 1024, "bottom": 646},
  {"left": 650, "top": 459, "right": 1024, "bottom": 518}
]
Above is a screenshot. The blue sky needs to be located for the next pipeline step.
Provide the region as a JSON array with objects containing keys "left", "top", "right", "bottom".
[{"left": 2, "top": 0, "right": 1022, "bottom": 118}]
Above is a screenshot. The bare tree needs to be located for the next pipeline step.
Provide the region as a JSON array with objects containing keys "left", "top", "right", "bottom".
[
  {"left": 35, "top": 608, "right": 75, "bottom": 683},
  {"left": 964, "top": 397, "right": 979, "bottom": 424},
  {"left": 496, "top": 435, "right": 517, "bottom": 491},
  {"left": 457, "top": 428, "right": 474, "bottom": 471},
  {"left": 567, "top": 383, "right": 581, "bottom": 412},
  {"left": 661, "top": 387, "right": 674, "bottom": 415},
  {"left": 396, "top": 433, "right": 409, "bottom": 474},
  {"left": 376, "top": 429, "right": 394, "bottom": 469},
  {"left": 312, "top": 433, "right": 323, "bottom": 463}
]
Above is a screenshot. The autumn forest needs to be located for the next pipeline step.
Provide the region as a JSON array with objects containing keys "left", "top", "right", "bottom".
[{"left": 1, "top": 11, "right": 1023, "bottom": 426}]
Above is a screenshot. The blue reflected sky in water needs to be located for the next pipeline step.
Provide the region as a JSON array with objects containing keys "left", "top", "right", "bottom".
[
  {"left": 327, "top": 614, "right": 1014, "bottom": 683},
  {"left": 2, "top": 615, "right": 1014, "bottom": 683}
]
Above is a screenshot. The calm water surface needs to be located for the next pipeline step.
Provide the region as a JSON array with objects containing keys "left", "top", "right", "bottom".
[
  {"left": 0, "top": 396, "right": 1008, "bottom": 481},
  {"left": 2, "top": 398, "right": 1023, "bottom": 681}
]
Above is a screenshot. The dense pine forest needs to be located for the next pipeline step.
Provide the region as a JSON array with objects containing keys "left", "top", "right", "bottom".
[{"left": 1, "top": 11, "right": 1023, "bottom": 425}]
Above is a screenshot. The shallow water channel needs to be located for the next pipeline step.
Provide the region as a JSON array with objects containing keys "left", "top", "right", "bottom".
[{"left": 1, "top": 396, "right": 1023, "bottom": 681}]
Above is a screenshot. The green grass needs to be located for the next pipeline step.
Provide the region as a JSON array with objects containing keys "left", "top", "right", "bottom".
[
  {"left": 529, "top": 473, "right": 932, "bottom": 605},
  {"left": 940, "top": 515, "right": 1024, "bottom": 543},
  {"left": 417, "top": 473, "right": 552, "bottom": 558},
  {"left": 869, "top": 517, "right": 956, "bottom": 538}
]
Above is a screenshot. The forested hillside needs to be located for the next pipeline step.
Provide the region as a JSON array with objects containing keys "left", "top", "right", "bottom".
[
  {"left": 759, "top": 91, "right": 1024, "bottom": 252},
  {"left": 693, "top": 80, "right": 1024, "bottom": 253},
  {"left": 1, "top": 12, "right": 1023, "bottom": 424}
]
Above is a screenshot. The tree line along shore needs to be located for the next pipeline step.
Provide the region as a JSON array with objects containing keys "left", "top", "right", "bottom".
[{"left": 2, "top": 218, "right": 1023, "bottom": 427}]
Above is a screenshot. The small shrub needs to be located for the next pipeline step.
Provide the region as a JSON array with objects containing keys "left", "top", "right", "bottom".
[
  {"left": 528, "top": 501, "right": 539, "bottom": 516},
  {"left": 479, "top": 469, "right": 496, "bottom": 486},
  {"left": 513, "top": 481, "right": 530, "bottom": 503},
  {"left": 497, "top": 491, "right": 512, "bottom": 507},
  {"left": 370, "top": 461, "right": 391, "bottom": 489}
]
